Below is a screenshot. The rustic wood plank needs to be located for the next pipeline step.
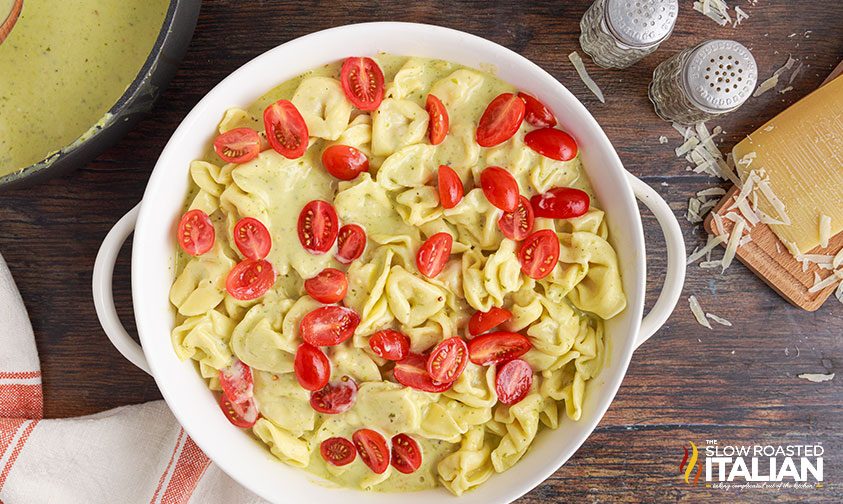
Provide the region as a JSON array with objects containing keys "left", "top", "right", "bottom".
[{"left": 0, "top": 1, "right": 840, "bottom": 501}]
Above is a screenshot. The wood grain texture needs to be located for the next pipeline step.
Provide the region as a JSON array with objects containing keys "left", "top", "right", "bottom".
[
  {"left": 703, "top": 62, "right": 843, "bottom": 311},
  {"left": 0, "top": 1, "right": 841, "bottom": 501}
]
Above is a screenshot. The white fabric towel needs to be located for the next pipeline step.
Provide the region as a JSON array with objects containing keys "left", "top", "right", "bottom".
[{"left": 0, "top": 253, "right": 267, "bottom": 504}]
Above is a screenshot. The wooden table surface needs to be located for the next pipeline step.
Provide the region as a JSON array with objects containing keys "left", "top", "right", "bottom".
[{"left": 1, "top": 1, "right": 841, "bottom": 502}]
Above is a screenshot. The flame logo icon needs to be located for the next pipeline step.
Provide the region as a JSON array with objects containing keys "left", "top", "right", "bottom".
[{"left": 679, "top": 441, "right": 703, "bottom": 486}]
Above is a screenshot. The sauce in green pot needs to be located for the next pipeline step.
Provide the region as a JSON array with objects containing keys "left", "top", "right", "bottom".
[{"left": 0, "top": 0, "right": 170, "bottom": 177}]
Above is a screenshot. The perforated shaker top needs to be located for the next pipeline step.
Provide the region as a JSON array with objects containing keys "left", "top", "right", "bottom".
[
  {"left": 683, "top": 40, "right": 758, "bottom": 112},
  {"left": 605, "top": 0, "right": 679, "bottom": 47}
]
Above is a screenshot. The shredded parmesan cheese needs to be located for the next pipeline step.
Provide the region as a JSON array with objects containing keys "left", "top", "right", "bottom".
[
  {"left": 753, "top": 75, "right": 779, "bottom": 97},
  {"left": 712, "top": 213, "right": 727, "bottom": 237},
  {"left": 687, "top": 234, "right": 726, "bottom": 264},
  {"left": 774, "top": 56, "right": 798, "bottom": 78},
  {"left": 693, "top": 0, "right": 731, "bottom": 26},
  {"left": 698, "top": 187, "right": 726, "bottom": 197},
  {"left": 739, "top": 234, "right": 753, "bottom": 247},
  {"left": 788, "top": 61, "right": 804, "bottom": 85},
  {"left": 659, "top": 135, "right": 669, "bottom": 144},
  {"left": 688, "top": 296, "right": 713, "bottom": 329},
  {"left": 706, "top": 313, "right": 733, "bottom": 326},
  {"left": 798, "top": 373, "right": 835, "bottom": 383},
  {"left": 755, "top": 175, "right": 791, "bottom": 225},
  {"left": 819, "top": 214, "right": 832, "bottom": 248},
  {"left": 676, "top": 137, "right": 700, "bottom": 157},
  {"left": 808, "top": 270, "right": 843, "bottom": 293},
  {"left": 733, "top": 5, "right": 749, "bottom": 27},
  {"left": 735, "top": 198, "right": 760, "bottom": 226},
  {"left": 721, "top": 219, "right": 746, "bottom": 272},
  {"left": 672, "top": 122, "right": 692, "bottom": 139},
  {"left": 568, "top": 52, "right": 605, "bottom": 103},
  {"left": 753, "top": 56, "right": 799, "bottom": 97},
  {"left": 833, "top": 248, "right": 843, "bottom": 269}
]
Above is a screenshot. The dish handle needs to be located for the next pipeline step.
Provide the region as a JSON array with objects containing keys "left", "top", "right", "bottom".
[
  {"left": 92, "top": 178, "right": 683, "bottom": 371},
  {"left": 92, "top": 204, "right": 152, "bottom": 375},
  {"left": 626, "top": 173, "right": 686, "bottom": 349}
]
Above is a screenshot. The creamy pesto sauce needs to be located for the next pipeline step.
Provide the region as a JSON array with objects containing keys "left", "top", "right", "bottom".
[
  {"left": 178, "top": 54, "right": 607, "bottom": 494},
  {"left": 0, "top": 0, "right": 169, "bottom": 175}
]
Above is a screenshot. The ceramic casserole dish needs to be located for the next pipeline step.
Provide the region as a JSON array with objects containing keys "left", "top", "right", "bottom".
[{"left": 92, "top": 22, "right": 686, "bottom": 504}]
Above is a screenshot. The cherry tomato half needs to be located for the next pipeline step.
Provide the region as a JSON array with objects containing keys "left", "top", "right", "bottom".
[
  {"left": 219, "top": 359, "right": 254, "bottom": 405},
  {"left": 233, "top": 217, "right": 272, "bottom": 260},
  {"left": 468, "top": 308, "right": 513, "bottom": 337},
  {"left": 426, "top": 337, "right": 468, "bottom": 384},
  {"left": 476, "top": 93, "right": 526, "bottom": 147},
  {"left": 226, "top": 259, "right": 275, "bottom": 300},
  {"left": 369, "top": 329, "right": 410, "bottom": 361},
  {"left": 437, "top": 165, "right": 464, "bottom": 209},
  {"left": 304, "top": 268, "right": 348, "bottom": 304},
  {"left": 393, "top": 353, "right": 452, "bottom": 393},
  {"left": 300, "top": 305, "right": 361, "bottom": 346},
  {"left": 340, "top": 57, "right": 385, "bottom": 111},
  {"left": 517, "top": 92, "right": 557, "bottom": 128},
  {"left": 298, "top": 200, "right": 339, "bottom": 254},
  {"left": 391, "top": 433, "right": 422, "bottom": 474},
  {"left": 213, "top": 127, "right": 261, "bottom": 164},
  {"left": 497, "top": 195, "right": 534, "bottom": 241},
  {"left": 336, "top": 224, "right": 366, "bottom": 264},
  {"left": 518, "top": 229, "right": 560, "bottom": 280},
  {"left": 322, "top": 144, "right": 369, "bottom": 180},
  {"left": 311, "top": 376, "right": 358, "bottom": 414},
  {"left": 353, "top": 428, "right": 389, "bottom": 474},
  {"left": 530, "top": 187, "right": 590, "bottom": 219},
  {"left": 177, "top": 209, "right": 215, "bottom": 256},
  {"left": 321, "top": 437, "right": 357, "bottom": 466},
  {"left": 416, "top": 232, "right": 453, "bottom": 278},
  {"left": 294, "top": 343, "right": 331, "bottom": 391},
  {"left": 524, "top": 128, "right": 578, "bottom": 161},
  {"left": 263, "top": 99, "right": 308, "bottom": 159},
  {"left": 467, "top": 331, "right": 532, "bottom": 366},
  {"left": 426, "top": 94, "right": 449, "bottom": 145},
  {"left": 495, "top": 358, "right": 533, "bottom": 405},
  {"left": 480, "top": 166, "right": 520, "bottom": 212},
  {"left": 219, "top": 395, "right": 259, "bottom": 429}
]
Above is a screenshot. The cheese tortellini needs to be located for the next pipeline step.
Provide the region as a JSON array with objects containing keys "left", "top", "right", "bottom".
[{"left": 170, "top": 54, "right": 626, "bottom": 496}]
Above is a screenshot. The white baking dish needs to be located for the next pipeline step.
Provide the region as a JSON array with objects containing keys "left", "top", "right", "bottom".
[{"left": 92, "top": 22, "right": 686, "bottom": 504}]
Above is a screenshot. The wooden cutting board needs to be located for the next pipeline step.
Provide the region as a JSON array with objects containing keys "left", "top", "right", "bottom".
[{"left": 703, "top": 61, "right": 843, "bottom": 311}]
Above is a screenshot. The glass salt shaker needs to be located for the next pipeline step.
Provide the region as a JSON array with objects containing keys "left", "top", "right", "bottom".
[
  {"left": 580, "top": 0, "right": 679, "bottom": 69},
  {"left": 649, "top": 40, "right": 758, "bottom": 125}
]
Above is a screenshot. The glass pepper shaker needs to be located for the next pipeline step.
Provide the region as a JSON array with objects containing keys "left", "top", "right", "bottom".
[
  {"left": 649, "top": 40, "right": 758, "bottom": 125},
  {"left": 580, "top": 0, "right": 679, "bottom": 69}
]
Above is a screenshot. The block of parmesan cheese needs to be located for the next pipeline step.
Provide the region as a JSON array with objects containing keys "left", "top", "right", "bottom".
[{"left": 732, "top": 74, "right": 843, "bottom": 255}]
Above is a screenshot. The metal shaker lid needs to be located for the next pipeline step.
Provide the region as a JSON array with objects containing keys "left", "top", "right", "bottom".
[
  {"left": 682, "top": 39, "right": 758, "bottom": 113},
  {"left": 605, "top": 0, "right": 679, "bottom": 48}
]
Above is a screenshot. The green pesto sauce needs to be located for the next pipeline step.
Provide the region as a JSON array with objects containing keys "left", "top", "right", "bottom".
[{"left": 0, "top": 0, "right": 169, "bottom": 176}]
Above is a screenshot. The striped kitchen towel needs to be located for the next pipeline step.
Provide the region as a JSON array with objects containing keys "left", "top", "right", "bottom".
[{"left": 0, "top": 253, "right": 267, "bottom": 504}]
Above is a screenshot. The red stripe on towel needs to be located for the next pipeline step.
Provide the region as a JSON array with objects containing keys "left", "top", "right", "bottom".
[
  {"left": 160, "top": 436, "right": 211, "bottom": 504},
  {"left": 0, "top": 372, "right": 40, "bottom": 380},
  {"left": 150, "top": 429, "right": 185, "bottom": 504},
  {"left": 0, "top": 384, "right": 43, "bottom": 419},
  {"left": 0, "top": 420, "right": 38, "bottom": 491},
  {"left": 0, "top": 419, "right": 26, "bottom": 460}
]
